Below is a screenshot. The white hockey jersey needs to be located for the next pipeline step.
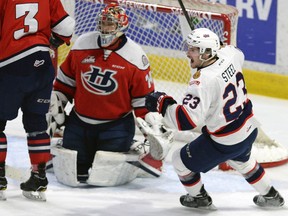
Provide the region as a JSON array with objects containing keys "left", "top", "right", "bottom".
[{"left": 164, "top": 45, "right": 259, "bottom": 145}]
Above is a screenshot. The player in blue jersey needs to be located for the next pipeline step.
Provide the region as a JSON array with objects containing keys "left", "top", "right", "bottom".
[{"left": 0, "top": 0, "right": 74, "bottom": 201}]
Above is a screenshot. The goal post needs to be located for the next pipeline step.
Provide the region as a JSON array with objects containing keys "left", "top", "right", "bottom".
[{"left": 58, "top": 0, "right": 288, "bottom": 168}]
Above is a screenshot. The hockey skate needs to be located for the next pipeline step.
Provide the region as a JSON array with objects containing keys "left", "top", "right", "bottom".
[
  {"left": 0, "top": 163, "right": 7, "bottom": 201},
  {"left": 20, "top": 163, "right": 48, "bottom": 201},
  {"left": 253, "top": 186, "right": 284, "bottom": 207},
  {"left": 180, "top": 185, "right": 216, "bottom": 210}
]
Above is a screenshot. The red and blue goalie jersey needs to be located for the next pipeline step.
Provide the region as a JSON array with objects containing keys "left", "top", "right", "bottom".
[{"left": 54, "top": 32, "right": 155, "bottom": 123}]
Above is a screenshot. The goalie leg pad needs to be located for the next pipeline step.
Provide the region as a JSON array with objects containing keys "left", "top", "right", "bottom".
[
  {"left": 51, "top": 146, "right": 80, "bottom": 187},
  {"left": 87, "top": 151, "right": 139, "bottom": 187}
]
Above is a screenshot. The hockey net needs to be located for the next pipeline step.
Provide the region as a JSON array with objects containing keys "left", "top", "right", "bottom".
[{"left": 59, "top": 0, "right": 288, "bottom": 168}]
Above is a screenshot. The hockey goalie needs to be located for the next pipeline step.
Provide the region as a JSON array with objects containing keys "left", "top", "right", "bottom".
[{"left": 46, "top": 2, "right": 175, "bottom": 187}]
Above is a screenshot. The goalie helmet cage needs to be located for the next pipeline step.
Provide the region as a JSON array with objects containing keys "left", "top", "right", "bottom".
[{"left": 59, "top": 0, "right": 288, "bottom": 168}]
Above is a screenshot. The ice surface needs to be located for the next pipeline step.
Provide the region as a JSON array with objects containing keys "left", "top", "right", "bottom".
[{"left": 1, "top": 94, "right": 288, "bottom": 216}]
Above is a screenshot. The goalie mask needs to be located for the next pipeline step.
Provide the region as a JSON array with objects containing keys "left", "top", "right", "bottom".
[
  {"left": 183, "top": 28, "right": 220, "bottom": 61},
  {"left": 96, "top": 3, "right": 129, "bottom": 47}
]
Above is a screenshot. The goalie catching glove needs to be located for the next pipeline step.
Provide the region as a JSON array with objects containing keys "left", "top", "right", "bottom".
[
  {"left": 46, "top": 91, "right": 68, "bottom": 137},
  {"left": 136, "top": 113, "right": 174, "bottom": 160},
  {"left": 145, "top": 92, "right": 177, "bottom": 116}
]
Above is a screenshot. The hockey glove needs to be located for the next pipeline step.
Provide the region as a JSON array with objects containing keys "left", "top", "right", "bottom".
[
  {"left": 145, "top": 92, "right": 177, "bottom": 116},
  {"left": 49, "top": 33, "right": 65, "bottom": 49},
  {"left": 46, "top": 91, "right": 68, "bottom": 137}
]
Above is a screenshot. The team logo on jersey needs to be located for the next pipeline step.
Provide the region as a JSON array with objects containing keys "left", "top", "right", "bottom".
[
  {"left": 81, "top": 66, "right": 118, "bottom": 95},
  {"left": 142, "top": 55, "right": 149, "bottom": 67},
  {"left": 81, "top": 56, "right": 96, "bottom": 64},
  {"left": 193, "top": 70, "right": 201, "bottom": 79},
  {"left": 34, "top": 60, "right": 45, "bottom": 67}
]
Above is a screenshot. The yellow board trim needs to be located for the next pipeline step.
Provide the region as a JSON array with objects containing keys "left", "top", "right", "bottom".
[
  {"left": 148, "top": 54, "right": 191, "bottom": 83},
  {"left": 243, "top": 69, "right": 288, "bottom": 100}
]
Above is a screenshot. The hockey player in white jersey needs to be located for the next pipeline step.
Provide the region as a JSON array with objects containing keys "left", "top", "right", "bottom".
[{"left": 145, "top": 28, "right": 284, "bottom": 209}]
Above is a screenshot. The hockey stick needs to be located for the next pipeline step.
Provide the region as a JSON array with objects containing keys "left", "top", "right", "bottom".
[{"left": 177, "top": 0, "right": 195, "bottom": 30}]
